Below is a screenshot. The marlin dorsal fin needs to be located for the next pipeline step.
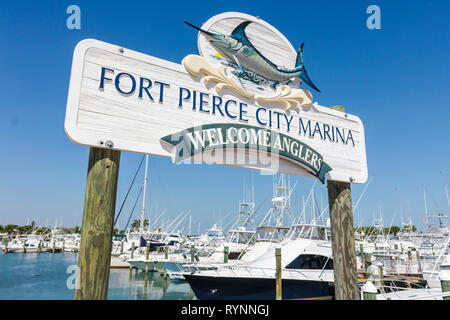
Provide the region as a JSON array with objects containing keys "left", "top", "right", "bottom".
[
  {"left": 231, "top": 21, "right": 254, "bottom": 49},
  {"left": 231, "top": 20, "right": 278, "bottom": 70}
]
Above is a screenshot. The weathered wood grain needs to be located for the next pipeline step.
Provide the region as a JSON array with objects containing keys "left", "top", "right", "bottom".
[
  {"left": 327, "top": 180, "right": 360, "bottom": 300},
  {"left": 74, "top": 147, "right": 120, "bottom": 300},
  {"left": 275, "top": 247, "right": 282, "bottom": 300},
  {"left": 65, "top": 39, "right": 368, "bottom": 184}
]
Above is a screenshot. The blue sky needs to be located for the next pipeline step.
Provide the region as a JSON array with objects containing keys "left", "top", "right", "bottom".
[{"left": 0, "top": 0, "right": 449, "bottom": 231}]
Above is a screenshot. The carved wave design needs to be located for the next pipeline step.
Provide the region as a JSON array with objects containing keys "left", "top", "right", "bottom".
[
  {"left": 183, "top": 55, "right": 254, "bottom": 99},
  {"left": 256, "top": 85, "right": 313, "bottom": 111},
  {"left": 182, "top": 54, "right": 313, "bottom": 110}
]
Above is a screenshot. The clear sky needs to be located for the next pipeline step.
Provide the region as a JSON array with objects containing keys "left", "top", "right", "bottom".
[{"left": 0, "top": 0, "right": 449, "bottom": 231}]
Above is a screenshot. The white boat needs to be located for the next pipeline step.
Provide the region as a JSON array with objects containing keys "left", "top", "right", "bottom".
[
  {"left": 183, "top": 223, "right": 335, "bottom": 300},
  {"left": 6, "top": 235, "right": 47, "bottom": 253}
]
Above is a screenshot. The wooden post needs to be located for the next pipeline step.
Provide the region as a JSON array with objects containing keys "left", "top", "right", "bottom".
[
  {"left": 224, "top": 246, "right": 229, "bottom": 264},
  {"left": 145, "top": 242, "right": 150, "bottom": 274},
  {"left": 360, "top": 243, "right": 365, "bottom": 267},
  {"left": 52, "top": 240, "right": 56, "bottom": 254},
  {"left": 327, "top": 105, "right": 360, "bottom": 300},
  {"left": 23, "top": 240, "right": 26, "bottom": 253},
  {"left": 190, "top": 245, "right": 195, "bottom": 263},
  {"left": 74, "top": 147, "right": 120, "bottom": 300},
  {"left": 164, "top": 243, "right": 169, "bottom": 259},
  {"left": 120, "top": 240, "right": 124, "bottom": 255},
  {"left": 327, "top": 180, "right": 360, "bottom": 300},
  {"left": 38, "top": 241, "right": 41, "bottom": 254},
  {"left": 416, "top": 250, "right": 422, "bottom": 273},
  {"left": 275, "top": 247, "right": 282, "bottom": 300},
  {"left": 131, "top": 242, "right": 135, "bottom": 259},
  {"left": 378, "top": 265, "right": 385, "bottom": 293},
  {"left": 62, "top": 239, "right": 65, "bottom": 252},
  {"left": 407, "top": 250, "right": 412, "bottom": 274},
  {"left": 4, "top": 239, "right": 8, "bottom": 254},
  {"left": 129, "top": 242, "right": 135, "bottom": 270},
  {"left": 362, "top": 281, "right": 377, "bottom": 300}
]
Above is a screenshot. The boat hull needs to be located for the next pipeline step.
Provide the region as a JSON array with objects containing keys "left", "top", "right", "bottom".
[
  {"left": 183, "top": 275, "right": 334, "bottom": 300},
  {"left": 127, "top": 259, "right": 156, "bottom": 272}
]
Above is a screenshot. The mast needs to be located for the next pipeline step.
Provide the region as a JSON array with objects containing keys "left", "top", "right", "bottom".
[
  {"left": 424, "top": 188, "right": 428, "bottom": 229},
  {"left": 189, "top": 214, "right": 192, "bottom": 236},
  {"left": 140, "top": 155, "right": 149, "bottom": 233},
  {"left": 446, "top": 186, "right": 450, "bottom": 210}
]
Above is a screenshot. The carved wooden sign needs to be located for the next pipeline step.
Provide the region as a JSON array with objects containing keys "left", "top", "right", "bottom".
[{"left": 65, "top": 12, "right": 367, "bottom": 184}]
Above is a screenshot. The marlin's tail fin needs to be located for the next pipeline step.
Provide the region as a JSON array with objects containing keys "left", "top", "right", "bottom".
[
  {"left": 299, "top": 65, "right": 320, "bottom": 92},
  {"left": 295, "top": 43, "right": 320, "bottom": 92},
  {"left": 295, "top": 43, "right": 304, "bottom": 68}
]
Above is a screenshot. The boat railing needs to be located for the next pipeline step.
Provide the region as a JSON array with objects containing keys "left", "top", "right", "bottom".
[
  {"left": 186, "top": 263, "right": 329, "bottom": 281},
  {"left": 373, "top": 283, "right": 450, "bottom": 300}
]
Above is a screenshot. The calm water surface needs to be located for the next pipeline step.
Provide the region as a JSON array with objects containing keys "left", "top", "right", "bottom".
[{"left": 0, "top": 252, "right": 195, "bottom": 300}]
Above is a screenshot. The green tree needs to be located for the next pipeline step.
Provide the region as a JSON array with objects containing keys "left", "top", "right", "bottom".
[
  {"left": 131, "top": 219, "right": 148, "bottom": 231},
  {"left": 390, "top": 226, "right": 400, "bottom": 235},
  {"left": 35, "top": 227, "right": 51, "bottom": 235},
  {"left": 4, "top": 224, "right": 19, "bottom": 234}
]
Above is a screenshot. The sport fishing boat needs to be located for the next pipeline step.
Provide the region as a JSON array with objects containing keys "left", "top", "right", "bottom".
[
  {"left": 6, "top": 235, "right": 47, "bottom": 253},
  {"left": 161, "top": 175, "right": 295, "bottom": 280},
  {"left": 183, "top": 223, "right": 335, "bottom": 300}
]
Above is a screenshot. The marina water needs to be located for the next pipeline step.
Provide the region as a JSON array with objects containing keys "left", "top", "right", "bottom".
[{"left": 0, "top": 252, "right": 194, "bottom": 300}]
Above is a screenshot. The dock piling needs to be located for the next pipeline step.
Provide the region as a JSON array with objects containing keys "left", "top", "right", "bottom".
[
  {"left": 224, "top": 246, "right": 229, "bottom": 264},
  {"left": 275, "top": 247, "right": 282, "bottom": 300},
  {"left": 327, "top": 177, "right": 360, "bottom": 299},
  {"left": 362, "top": 281, "right": 377, "bottom": 300},
  {"left": 145, "top": 242, "right": 150, "bottom": 274},
  {"left": 416, "top": 250, "right": 422, "bottom": 273},
  {"left": 325, "top": 106, "right": 360, "bottom": 300},
  {"left": 74, "top": 147, "right": 120, "bottom": 300}
]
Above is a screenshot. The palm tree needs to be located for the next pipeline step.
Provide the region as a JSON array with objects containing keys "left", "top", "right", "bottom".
[
  {"left": 4, "top": 224, "right": 19, "bottom": 234},
  {"left": 131, "top": 219, "right": 149, "bottom": 231}
]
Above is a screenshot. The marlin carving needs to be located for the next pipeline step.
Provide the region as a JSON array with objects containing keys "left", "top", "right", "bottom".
[{"left": 184, "top": 20, "right": 320, "bottom": 92}]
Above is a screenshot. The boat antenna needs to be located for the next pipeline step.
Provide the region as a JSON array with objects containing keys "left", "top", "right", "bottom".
[
  {"left": 113, "top": 155, "right": 145, "bottom": 227},
  {"left": 140, "top": 155, "right": 149, "bottom": 233}
]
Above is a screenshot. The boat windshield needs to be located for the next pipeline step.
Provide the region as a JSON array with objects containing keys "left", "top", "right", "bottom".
[
  {"left": 286, "top": 254, "right": 333, "bottom": 270},
  {"left": 288, "top": 225, "right": 329, "bottom": 241},
  {"left": 226, "top": 230, "right": 255, "bottom": 244},
  {"left": 256, "top": 227, "right": 289, "bottom": 242}
]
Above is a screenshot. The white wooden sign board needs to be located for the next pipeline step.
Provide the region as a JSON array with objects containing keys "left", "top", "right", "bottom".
[{"left": 65, "top": 14, "right": 368, "bottom": 184}]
